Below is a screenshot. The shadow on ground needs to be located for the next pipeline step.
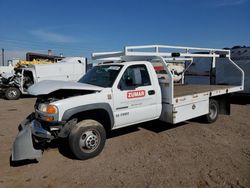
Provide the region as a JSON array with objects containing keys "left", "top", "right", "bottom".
[
  {"left": 140, "top": 120, "right": 187, "bottom": 133},
  {"left": 231, "top": 94, "right": 250, "bottom": 105},
  {"left": 9, "top": 157, "right": 38, "bottom": 167}
]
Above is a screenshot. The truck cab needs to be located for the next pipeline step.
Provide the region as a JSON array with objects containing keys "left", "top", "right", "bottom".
[{"left": 83, "top": 61, "right": 162, "bottom": 128}]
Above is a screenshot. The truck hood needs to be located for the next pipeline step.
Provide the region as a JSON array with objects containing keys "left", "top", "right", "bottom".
[{"left": 28, "top": 80, "right": 103, "bottom": 95}]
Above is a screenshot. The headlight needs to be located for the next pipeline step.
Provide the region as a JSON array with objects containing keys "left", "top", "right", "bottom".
[
  {"left": 38, "top": 104, "right": 58, "bottom": 114},
  {"left": 38, "top": 103, "right": 48, "bottom": 112}
]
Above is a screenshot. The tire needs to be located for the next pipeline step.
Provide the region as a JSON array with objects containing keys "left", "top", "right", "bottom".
[
  {"left": 204, "top": 99, "right": 219, "bottom": 123},
  {"left": 5, "top": 87, "right": 21, "bottom": 100},
  {"left": 69, "top": 119, "right": 106, "bottom": 160}
]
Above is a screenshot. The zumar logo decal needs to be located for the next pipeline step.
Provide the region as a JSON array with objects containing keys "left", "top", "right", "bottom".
[{"left": 127, "top": 90, "right": 146, "bottom": 99}]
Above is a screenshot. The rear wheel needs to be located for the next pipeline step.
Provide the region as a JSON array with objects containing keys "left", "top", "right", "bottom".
[
  {"left": 204, "top": 99, "right": 219, "bottom": 123},
  {"left": 5, "top": 87, "right": 21, "bottom": 100},
  {"left": 69, "top": 119, "right": 106, "bottom": 160}
]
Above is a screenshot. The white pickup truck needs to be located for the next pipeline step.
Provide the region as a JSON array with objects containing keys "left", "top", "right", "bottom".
[{"left": 11, "top": 45, "right": 244, "bottom": 162}]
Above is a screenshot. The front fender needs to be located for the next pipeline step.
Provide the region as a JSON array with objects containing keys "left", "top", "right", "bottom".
[{"left": 61, "top": 103, "right": 114, "bottom": 128}]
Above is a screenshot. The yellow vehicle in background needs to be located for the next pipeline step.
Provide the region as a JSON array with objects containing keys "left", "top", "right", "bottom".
[{"left": 15, "top": 59, "right": 54, "bottom": 68}]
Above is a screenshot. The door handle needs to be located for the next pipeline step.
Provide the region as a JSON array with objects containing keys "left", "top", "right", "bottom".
[{"left": 148, "top": 90, "right": 155, "bottom": 95}]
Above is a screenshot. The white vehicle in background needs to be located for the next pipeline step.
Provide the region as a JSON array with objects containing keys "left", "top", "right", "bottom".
[
  {"left": 0, "top": 57, "right": 87, "bottom": 100},
  {"left": 11, "top": 45, "right": 244, "bottom": 162}
]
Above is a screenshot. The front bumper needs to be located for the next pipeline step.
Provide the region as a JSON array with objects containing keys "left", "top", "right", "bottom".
[
  {"left": 31, "top": 120, "right": 54, "bottom": 140},
  {"left": 11, "top": 119, "right": 54, "bottom": 161}
]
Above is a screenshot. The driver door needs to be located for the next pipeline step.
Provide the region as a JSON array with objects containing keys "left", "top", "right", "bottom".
[{"left": 112, "top": 64, "right": 158, "bottom": 128}]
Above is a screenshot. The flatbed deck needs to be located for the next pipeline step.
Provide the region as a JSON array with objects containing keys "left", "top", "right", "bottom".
[{"left": 174, "top": 84, "right": 235, "bottom": 98}]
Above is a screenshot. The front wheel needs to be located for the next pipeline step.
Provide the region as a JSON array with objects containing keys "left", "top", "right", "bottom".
[
  {"left": 5, "top": 87, "right": 21, "bottom": 100},
  {"left": 69, "top": 119, "right": 106, "bottom": 160},
  {"left": 204, "top": 99, "right": 219, "bottom": 123}
]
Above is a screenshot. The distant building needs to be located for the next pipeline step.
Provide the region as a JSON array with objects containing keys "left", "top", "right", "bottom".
[{"left": 26, "top": 51, "right": 64, "bottom": 62}]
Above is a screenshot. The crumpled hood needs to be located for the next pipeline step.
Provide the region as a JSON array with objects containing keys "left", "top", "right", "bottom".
[{"left": 28, "top": 80, "right": 103, "bottom": 95}]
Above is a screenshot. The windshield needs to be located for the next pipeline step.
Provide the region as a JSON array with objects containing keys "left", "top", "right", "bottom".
[{"left": 78, "top": 65, "right": 123, "bottom": 87}]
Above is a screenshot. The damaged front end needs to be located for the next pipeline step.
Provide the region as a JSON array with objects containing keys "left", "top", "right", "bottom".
[
  {"left": 11, "top": 116, "right": 54, "bottom": 161},
  {"left": 12, "top": 95, "right": 66, "bottom": 162},
  {"left": 11, "top": 97, "right": 77, "bottom": 162},
  {"left": 11, "top": 103, "right": 62, "bottom": 162},
  {"left": 11, "top": 81, "right": 102, "bottom": 162}
]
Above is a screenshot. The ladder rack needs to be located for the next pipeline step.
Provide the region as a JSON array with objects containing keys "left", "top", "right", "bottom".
[{"left": 92, "top": 45, "right": 230, "bottom": 60}]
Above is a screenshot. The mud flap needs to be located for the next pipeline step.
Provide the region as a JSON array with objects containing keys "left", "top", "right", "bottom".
[{"left": 11, "top": 121, "right": 42, "bottom": 161}]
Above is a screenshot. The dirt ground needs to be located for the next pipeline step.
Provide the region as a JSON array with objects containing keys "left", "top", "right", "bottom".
[{"left": 0, "top": 97, "right": 250, "bottom": 188}]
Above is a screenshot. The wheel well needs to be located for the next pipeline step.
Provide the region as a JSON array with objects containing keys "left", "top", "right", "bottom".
[
  {"left": 210, "top": 94, "right": 231, "bottom": 115},
  {"left": 69, "top": 109, "right": 112, "bottom": 131}
]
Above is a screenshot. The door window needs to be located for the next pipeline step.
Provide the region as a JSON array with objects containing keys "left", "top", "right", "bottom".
[{"left": 118, "top": 65, "right": 151, "bottom": 90}]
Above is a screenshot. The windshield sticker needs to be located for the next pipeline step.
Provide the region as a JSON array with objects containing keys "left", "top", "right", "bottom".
[
  {"left": 108, "top": 66, "right": 120, "bottom": 71},
  {"left": 127, "top": 90, "right": 146, "bottom": 99}
]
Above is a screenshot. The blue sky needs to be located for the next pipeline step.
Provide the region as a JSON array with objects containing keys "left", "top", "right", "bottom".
[{"left": 0, "top": 0, "right": 249, "bottom": 63}]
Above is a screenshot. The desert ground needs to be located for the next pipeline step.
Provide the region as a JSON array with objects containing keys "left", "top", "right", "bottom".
[{"left": 0, "top": 97, "right": 250, "bottom": 188}]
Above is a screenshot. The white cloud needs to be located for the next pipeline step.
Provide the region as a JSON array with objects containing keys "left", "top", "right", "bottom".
[
  {"left": 216, "top": 0, "right": 248, "bottom": 6},
  {"left": 30, "top": 29, "right": 77, "bottom": 43}
]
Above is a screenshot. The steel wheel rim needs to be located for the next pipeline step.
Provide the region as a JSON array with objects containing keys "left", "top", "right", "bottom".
[
  {"left": 8, "top": 90, "right": 17, "bottom": 98},
  {"left": 79, "top": 129, "right": 100, "bottom": 153}
]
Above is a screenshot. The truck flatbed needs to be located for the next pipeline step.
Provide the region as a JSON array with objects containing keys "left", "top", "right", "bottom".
[{"left": 174, "top": 84, "right": 235, "bottom": 98}]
